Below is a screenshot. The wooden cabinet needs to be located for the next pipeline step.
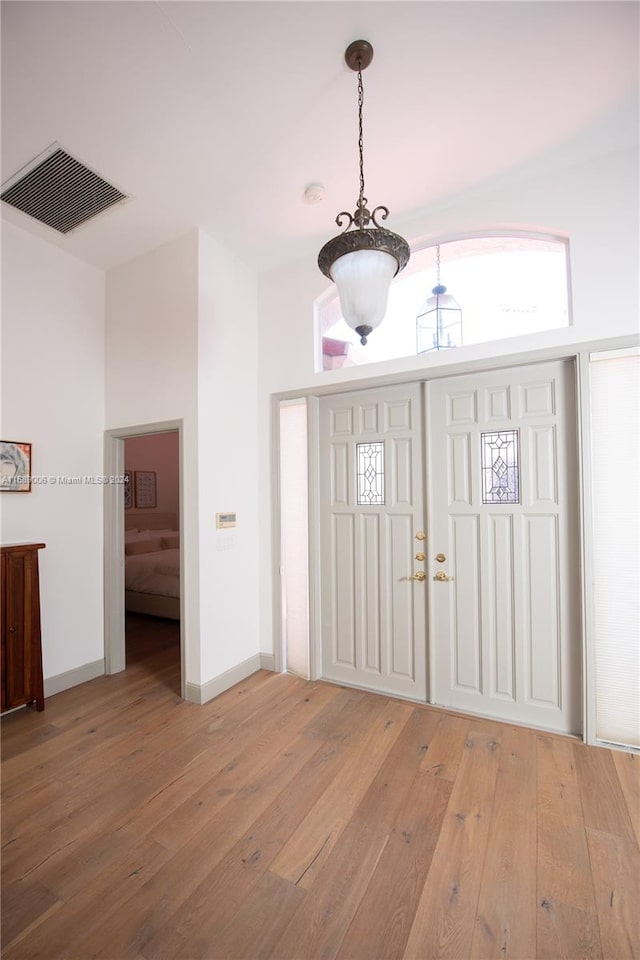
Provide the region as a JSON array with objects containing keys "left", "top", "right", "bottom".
[{"left": 1, "top": 543, "right": 46, "bottom": 713}]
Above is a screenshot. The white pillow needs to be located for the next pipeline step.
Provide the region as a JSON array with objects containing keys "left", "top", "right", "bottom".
[
  {"left": 124, "top": 529, "right": 151, "bottom": 543},
  {"left": 125, "top": 538, "right": 162, "bottom": 556}
]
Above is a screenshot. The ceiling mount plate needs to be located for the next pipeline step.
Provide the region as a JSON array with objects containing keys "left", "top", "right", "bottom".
[{"left": 345, "top": 40, "right": 373, "bottom": 72}]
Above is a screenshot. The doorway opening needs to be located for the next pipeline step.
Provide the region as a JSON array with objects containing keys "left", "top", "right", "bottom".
[
  {"left": 123, "top": 431, "right": 180, "bottom": 693},
  {"left": 104, "top": 420, "right": 184, "bottom": 698}
]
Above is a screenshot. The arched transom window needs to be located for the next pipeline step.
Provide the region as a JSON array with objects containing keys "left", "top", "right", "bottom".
[{"left": 318, "top": 234, "right": 571, "bottom": 371}]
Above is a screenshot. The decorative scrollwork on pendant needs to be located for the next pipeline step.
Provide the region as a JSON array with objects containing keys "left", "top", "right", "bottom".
[
  {"left": 371, "top": 205, "right": 390, "bottom": 227},
  {"left": 335, "top": 211, "right": 354, "bottom": 231},
  {"left": 336, "top": 196, "right": 375, "bottom": 232}
]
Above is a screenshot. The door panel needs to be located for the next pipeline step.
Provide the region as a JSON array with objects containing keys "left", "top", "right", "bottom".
[
  {"left": 450, "top": 513, "right": 482, "bottom": 694},
  {"left": 320, "top": 383, "right": 426, "bottom": 700},
  {"left": 331, "top": 514, "right": 355, "bottom": 666},
  {"left": 523, "top": 513, "right": 560, "bottom": 706},
  {"left": 487, "top": 513, "right": 515, "bottom": 700},
  {"left": 428, "top": 360, "right": 580, "bottom": 734}
]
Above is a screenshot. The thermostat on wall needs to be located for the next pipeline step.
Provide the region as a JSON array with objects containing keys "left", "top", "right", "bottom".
[{"left": 216, "top": 512, "right": 237, "bottom": 529}]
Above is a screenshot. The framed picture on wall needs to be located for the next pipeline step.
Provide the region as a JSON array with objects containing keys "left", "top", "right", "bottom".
[
  {"left": 0, "top": 440, "right": 32, "bottom": 492},
  {"left": 123, "top": 470, "right": 133, "bottom": 509},
  {"left": 134, "top": 470, "right": 157, "bottom": 508}
]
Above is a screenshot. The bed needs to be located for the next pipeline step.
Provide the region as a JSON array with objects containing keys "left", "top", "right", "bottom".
[{"left": 124, "top": 511, "right": 180, "bottom": 620}]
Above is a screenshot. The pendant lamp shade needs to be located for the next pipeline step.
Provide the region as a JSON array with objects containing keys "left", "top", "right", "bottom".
[{"left": 330, "top": 248, "right": 398, "bottom": 343}]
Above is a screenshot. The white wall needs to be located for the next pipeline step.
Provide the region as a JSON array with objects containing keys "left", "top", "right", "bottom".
[
  {"left": 1, "top": 222, "right": 105, "bottom": 679},
  {"left": 106, "top": 228, "right": 260, "bottom": 691},
  {"left": 105, "top": 230, "right": 202, "bottom": 683},
  {"left": 256, "top": 146, "right": 640, "bottom": 657},
  {"left": 197, "top": 230, "right": 260, "bottom": 680}
]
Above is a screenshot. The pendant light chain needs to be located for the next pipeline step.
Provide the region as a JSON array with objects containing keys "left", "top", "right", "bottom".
[
  {"left": 436, "top": 244, "right": 441, "bottom": 287},
  {"left": 357, "top": 65, "right": 366, "bottom": 211}
]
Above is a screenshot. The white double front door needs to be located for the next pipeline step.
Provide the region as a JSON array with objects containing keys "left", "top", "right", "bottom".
[{"left": 319, "top": 360, "right": 580, "bottom": 734}]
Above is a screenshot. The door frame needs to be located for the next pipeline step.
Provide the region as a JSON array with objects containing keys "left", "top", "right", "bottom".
[
  {"left": 272, "top": 334, "right": 639, "bottom": 744},
  {"left": 103, "top": 419, "right": 185, "bottom": 698}
]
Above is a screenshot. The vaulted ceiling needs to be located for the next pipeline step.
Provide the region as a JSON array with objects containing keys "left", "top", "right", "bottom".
[{"left": 1, "top": 1, "right": 637, "bottom": 273}]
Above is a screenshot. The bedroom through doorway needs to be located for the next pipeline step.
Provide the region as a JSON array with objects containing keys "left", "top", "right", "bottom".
[{"left": 123, "top": 431, "right": 181, "bottom": 690}]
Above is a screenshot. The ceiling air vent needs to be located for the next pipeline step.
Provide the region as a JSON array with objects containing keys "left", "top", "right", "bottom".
[{"left": 1, "top": 146, "right": 127, "bottom": 234}]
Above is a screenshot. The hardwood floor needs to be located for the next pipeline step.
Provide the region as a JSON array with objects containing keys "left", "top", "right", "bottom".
[{"left": 2, "top": 619, "right": 639, "bottom": 959}]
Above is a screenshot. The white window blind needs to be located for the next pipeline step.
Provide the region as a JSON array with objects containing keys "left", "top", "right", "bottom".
[{"left": 590, "top": 350, "right": 640, "bottom": 748}]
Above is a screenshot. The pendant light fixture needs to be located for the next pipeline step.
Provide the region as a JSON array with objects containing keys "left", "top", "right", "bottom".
[
  {"left": 416, "top": 244, "right": 463, "bottom": 353},
  {"left": 318, "top": 40, "right": 410, "bottom": 346}
]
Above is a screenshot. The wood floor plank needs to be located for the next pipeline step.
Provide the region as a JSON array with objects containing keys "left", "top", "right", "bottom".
[
  {"left": 1, "top": 682, "right": 182, "bottom": 802},
  {"left": 2, "top": 838, "right": 174, "bottom": 960},
  {"left": 403, "top": 723, "right": 503, "bottom": 960},
  {"left": 300, "top": 686, "right": 365, "bottom": 741},
  {"left": 586, "top": 826, "right": 640, "bottom": 959},
  {"left": 270, "top": 698, "right": 413, "bottom": 888},
  {"left": 574, "top": 741, "right": 637, "bottom": 844},
  {"left": 198, "top": 870, "right": 307, "bottom": 960},
  {"left": 1, "top": 778, "right": 68, "bottom": 840},
  {"left": 1, "top": 721, "right": 62, "bottom": 761},
  {"left": 268, "top": 820, "right": 389, "bottom": 960},
  {"left": 0, "top": 876, "right": 62, "bottom": 949},
  {"left": 337, "top": 760, "right": 452, "bottom": 959},
  {"left": 469, "top": 725, "right": 537, "bottom": 959},
  {"left": 536, "top": 735, "right": 602, "bottom": 959},
  {"left": 417, "top": 712, "right": 471, "bottom": 782},
  {"left": 349, "top": 709, "right": 443, "bottom": 831},
  {"left": 611, "top": 749, "right": 640, "bottom": 850}
]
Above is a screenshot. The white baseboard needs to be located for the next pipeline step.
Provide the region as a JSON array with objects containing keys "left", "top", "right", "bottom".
[
  {"left": 44, "top": 658, "right": 105, "bottom": 698},
  {"left": 43, "top": 652, "right": 277, "bottom": 706},
  {"left": 260, "top": 653, "right": 276, "bottom": 672},
  {"left": 185, "top": 652, "right": 263, "bottom": 705}
]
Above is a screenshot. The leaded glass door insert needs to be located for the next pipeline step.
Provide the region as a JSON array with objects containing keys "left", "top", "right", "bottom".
[
  {"left": 481, "top": 429, "right": 520, "bottom": 503},
  {"left": 356, "top": 441, "right": 385, "bottom": 505}
]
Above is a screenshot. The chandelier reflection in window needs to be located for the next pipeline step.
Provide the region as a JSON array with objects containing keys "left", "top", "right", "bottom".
[{"left": 416, "top": 244, "right": 463, "bottom": 353}]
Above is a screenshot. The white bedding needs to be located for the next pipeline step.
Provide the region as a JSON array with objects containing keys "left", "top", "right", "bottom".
[{"left": 125, "top": 548, "right": 180, "bottom": 598}]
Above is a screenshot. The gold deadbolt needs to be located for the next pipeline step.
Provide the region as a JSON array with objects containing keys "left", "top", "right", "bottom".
[
  {"left": 415, "top": 552, "right": 425, "bottom": 562},
  {"left": 408, "top": 571, "right": 426, "bottom": 581},
  {"left": 415, "top": 531, "right": 425, "bottom": 541},
  {"left": 435, "top": 553, "right": 446, "bottom": 563}
]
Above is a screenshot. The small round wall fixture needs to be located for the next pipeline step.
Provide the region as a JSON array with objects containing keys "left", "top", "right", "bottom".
[
  {"left": 304, "top": 182, "right": 325, "bottom": 204},
  {"left": 317, "top": 40, "right": 410, "bottom": 345}
]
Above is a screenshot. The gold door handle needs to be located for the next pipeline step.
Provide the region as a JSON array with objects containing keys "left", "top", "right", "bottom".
[
  {"left": 433, "top": 571, "right": 455, "bottom": 582},
  {"left": 407, "top": 571, "right": 426, "bottom": 581}
]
